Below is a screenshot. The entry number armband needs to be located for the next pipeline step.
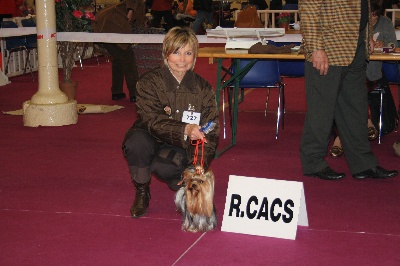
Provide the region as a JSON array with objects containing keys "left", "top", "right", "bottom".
[{"left": 182, "top": 111, "right": 201, "bottom": 125}]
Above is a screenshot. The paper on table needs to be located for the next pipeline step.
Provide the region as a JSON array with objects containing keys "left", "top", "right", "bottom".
[
  {"left": 206, "top": 27, "right": 285, "bottom": 39},
  {"left": 373, "top": 32, "right": 380, "bottom": 41}
]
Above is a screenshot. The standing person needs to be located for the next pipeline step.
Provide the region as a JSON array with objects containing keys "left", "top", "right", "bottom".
[
  {"left": 122, "top": 26, "right": 220, "bottom": 218},
  {"left": 192, "top": 0, "right": 213, "bottom": 34},
  {"left": 94, "top": 0, "right": 147, "bottom": 102},
  {"left": 151, "top": 0, "right": 175, "bottom": 31},
  {"left": 329, "top": 0, "right": 398, "bottom": 158},
  {"left": 299, "top": 0, "right": 398, "bottom": 180}
]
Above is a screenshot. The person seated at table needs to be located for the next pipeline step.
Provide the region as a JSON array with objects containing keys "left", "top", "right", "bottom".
[
  {"left": 122, "top": 26, "right": 220, "bottom": 218},
  {"left": 330, "top": 0, "right": 397, "bottom": 158}
]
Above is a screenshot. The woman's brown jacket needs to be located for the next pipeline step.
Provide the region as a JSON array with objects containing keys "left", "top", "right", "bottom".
[{"left": 133, "top": 66, "right": 220, "bottom": 170}]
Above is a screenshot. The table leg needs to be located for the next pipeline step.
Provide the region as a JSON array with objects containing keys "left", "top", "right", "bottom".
[{"left": 214, "top": 58, "right": 258, "bottom": 157}]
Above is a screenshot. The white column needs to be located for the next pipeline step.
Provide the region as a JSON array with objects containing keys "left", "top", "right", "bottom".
[{"left": 23, "top": 0, "right": 77, "bottom": 127}]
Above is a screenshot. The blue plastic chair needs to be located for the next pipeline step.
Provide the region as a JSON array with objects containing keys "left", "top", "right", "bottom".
[
  {"left": 21, "top": 18, "right": 37, "bottom": 49},
  {"left": 368, "top": 62, "right": 400, "bottom": 143},
  {"left": 282, "top": 4, "right": 298, "bottom": 24},
  {"left": 229, "top": 59, "right": 285, "bottom": 139},
  {"left": 21, "top": 18, "right": 38, "bottom": 80},
  {"left": 282, "top": 4, "right": 298, "bottom": 10},
  {"left": 1, "top": 21, "right": 33, "bottom": 79},
  {"left": 275, "top": 42, "right": 304, "bottom": 77},
  {"left": 379, "top": 62, "right": 400, "bottom": 140},
  {"left": 382, "top": 62, "right": 400, "bottom": 84}
]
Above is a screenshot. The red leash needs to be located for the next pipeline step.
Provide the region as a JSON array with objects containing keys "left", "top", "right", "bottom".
[{"left": 191, "top": 138, "right": 205, "bottom": 174}]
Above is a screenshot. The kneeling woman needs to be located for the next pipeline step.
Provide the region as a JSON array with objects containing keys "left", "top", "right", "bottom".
[{"left": 122, "top": 27, "right": 220, "bottom": 218}]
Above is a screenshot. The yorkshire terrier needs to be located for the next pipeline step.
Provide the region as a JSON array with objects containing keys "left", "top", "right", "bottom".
[{"left": 174, "top": 166, "right": 217, "bottom": 232}]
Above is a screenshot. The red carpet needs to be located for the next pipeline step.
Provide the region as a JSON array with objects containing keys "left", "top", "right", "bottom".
[{"left": 1, "top": 54, "right": 400, "bottom": 265}]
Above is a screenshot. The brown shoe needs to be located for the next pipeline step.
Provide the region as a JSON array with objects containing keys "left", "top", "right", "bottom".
[
  {"left": 130, "top": 181, "right": 151, "bottom": 218},
  {"left": 368, "top": 126, "right": 379, "bottom": 141},
  {"left": 330, "top": 145, "right": 344, "bottom": 158},
  {"left": 394, "top": 140, "right": 400, "bottom": 157}
]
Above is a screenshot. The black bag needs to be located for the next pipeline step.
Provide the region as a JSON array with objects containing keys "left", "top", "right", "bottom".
[{"left": 368, "top": 77, "right": 399, "bottom": 135}]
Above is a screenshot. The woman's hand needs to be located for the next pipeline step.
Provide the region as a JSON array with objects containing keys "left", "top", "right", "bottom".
[{"left": 185, "top": 124, "right": 207, "bottom": 142}]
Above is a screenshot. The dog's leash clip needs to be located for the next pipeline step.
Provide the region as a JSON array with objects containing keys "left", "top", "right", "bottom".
[{"left": 191, "top": 138, "right": 205, "bottom": 174}]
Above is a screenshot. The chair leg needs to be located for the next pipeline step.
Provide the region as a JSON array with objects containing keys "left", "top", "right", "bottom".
[
  {"left": 77, "top": 49, "right": 83, "bottom": 69},
  {"left": 265, "top": 88, "right": 271, "bottom": 116},
  {"left": 281, "top": 85, "right": 285, "bottom": 130},
  {"left": 222, "top": 87, "right": 227, "bottom": 139},
  {"left": 378, "top": 87, "right": 383, "bottom": 144},
  {"left": 23, "top": 50, "right": 28, "bottom": 74},
  {"left": 276, "top": 89, "right": 281, "bottom": 140},
  {"left": 4, "top": 51, "right": 13, "bottom": 75},
  {"left": 275, "top": 84, "right": 285, "bottom": 139},
  {"left": 24, "top": 49, "right": 34, "bottom": 81}
]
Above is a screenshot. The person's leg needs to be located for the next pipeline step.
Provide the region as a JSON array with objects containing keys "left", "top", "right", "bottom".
[
  {"left": 300, "top": 61, "right": 342, "bottom": 174},
  {"left": 334, "top": 32, "right": 378, "bottom": 174},
  {"left": 151, "top": 10, "right": 163, "bottom": 28},
  {"left": 121, "top": 45, "right": 139, "bottom": 101},
  {"left": 102, "top": 43, "right": 125, "bottom": 97},
  {"left": 205, "top": 10, "right": 213, "bottom": 25},
  {"left": 122, "top": 128, "right": 160, "bottom": 217},
  {"left": 192, "top": 10, "right": 205, "bottom": 34},
  {"left": 163, "top": 10, "right": 175, "bottom": 31},
  {"left": 150, "top": 145, "right": 188, "bottom": 191}
]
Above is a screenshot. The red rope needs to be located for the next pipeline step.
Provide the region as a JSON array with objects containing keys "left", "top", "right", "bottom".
[{"left": 191, "top": 138, "right": 205, "bottom": 174}]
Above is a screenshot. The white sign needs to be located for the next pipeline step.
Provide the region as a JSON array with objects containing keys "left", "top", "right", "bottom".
[{"left": 221, "top": 175, "right": 308, "bottom": 240}]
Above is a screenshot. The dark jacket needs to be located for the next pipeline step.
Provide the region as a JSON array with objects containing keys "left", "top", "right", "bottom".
[
  {"left": 193, "top": 0, "right": 213, "bottom": 12},
  {"left": 133, "top": 65, "right": 220, "bottom": 169},
  {"left": 93, "top": 0, "right": 146, "bottom": 49}
]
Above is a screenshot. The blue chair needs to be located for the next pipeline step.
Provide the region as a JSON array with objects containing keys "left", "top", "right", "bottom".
[
  {"left": 21, "top": 18, "right": 38, "bottom": 80},
  {"left": 1, "top": 21, "right": 33, "bottom": 79},
  {"left": 273, "top": 41, "right": 304, "bottom": 117},
  {"left": 369, "top": 62, "right": 400, "bottom": 143},
  {"left": 382, "top": 62, "right": 400, "bottom": 85},
  {"left": 229, "top": 59, "right": 285, "bottom": 139},
  {"left": 381, "top": 62, "right": 400, "bottom": 139},
  {"left": 276, "top": 42, "right": 304, "bottom": 77},
  {"left": 282, "top": 4, "right": 298, "bottom": 10},
  {"left": 282, "top": 4, "right": 298, "bottom": 24},
  {"left": 268, "top": 41, "right": 305, "bottom": 78}
]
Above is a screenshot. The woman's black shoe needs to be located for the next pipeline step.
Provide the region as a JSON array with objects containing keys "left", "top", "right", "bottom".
[
  {"left": 130, "top": 96, "right": 137, "bottom": 102},
  {"left": 112, "top": 93, "right": 126, "bottom": 100}
]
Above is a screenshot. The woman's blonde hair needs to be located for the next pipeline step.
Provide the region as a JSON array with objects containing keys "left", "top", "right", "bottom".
[{"left": 162, "top": 27, "right": 199, "bottom": 69}]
